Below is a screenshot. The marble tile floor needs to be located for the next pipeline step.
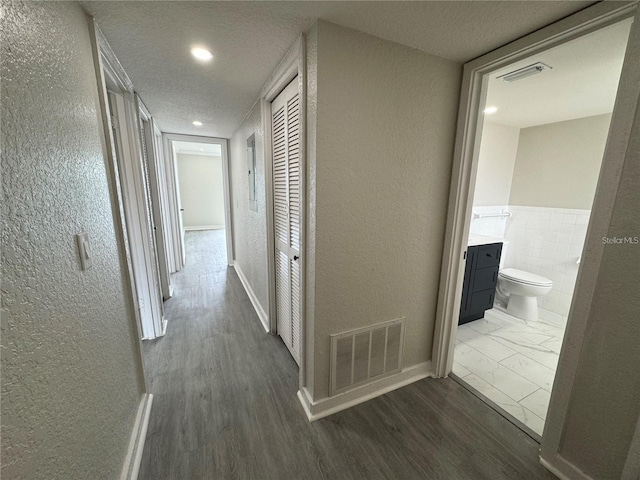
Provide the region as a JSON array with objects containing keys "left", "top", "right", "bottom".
[{"left": 452, "top": 308, "right": 566, "bottom": 436}]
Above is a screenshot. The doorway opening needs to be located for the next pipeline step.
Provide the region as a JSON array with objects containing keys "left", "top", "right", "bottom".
[
  {"left": 440, "top": 16, "right": 633, "bottom": 439},
  {"left": 102, "top": 74, "right": 166, "bottom": 341},
  {"left": 162, "top": 134, "right": 233, "bottom": 270},
  {"left": 270, "top": 76, "right": 302, "bottom": 365}
]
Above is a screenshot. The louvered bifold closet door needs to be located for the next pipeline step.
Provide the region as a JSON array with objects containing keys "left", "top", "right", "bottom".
[
  {"left": 271, "top": 77, "right": 301, "bottom": 365},
  {"left": 287, "top": 92, "right": 301, "bottom": 364}
]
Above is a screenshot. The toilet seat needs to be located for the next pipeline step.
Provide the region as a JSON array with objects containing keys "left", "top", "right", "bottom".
[{"left": 499, "top": 268, "right": 552, "bottom": 287}]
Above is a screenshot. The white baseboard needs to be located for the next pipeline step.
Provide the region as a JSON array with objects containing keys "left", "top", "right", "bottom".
[
  {"left": 298, "top": 361, "right": 433, "bottom": 422},
  {"left": 540, "top": 454, "right": 595, "bottom": 480},
  {"left": 184, "top": 225, "right": 225, "bottom": 231},
  {"left": 141, "top": 318, "right": 167, "bottom": 341},
  {"left": 233, "top": 261, "right": 269, "bottom": 333},
  {"left": 160, "top": 316, "right": 168, "bottom": 336},
  {"left": 120, "top": 393, "right": 153, "bottom": 480}
]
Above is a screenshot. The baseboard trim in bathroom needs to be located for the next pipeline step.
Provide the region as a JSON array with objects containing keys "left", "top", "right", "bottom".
[{"left": 449, "top": 372, "right": 542, "bottom": 443}]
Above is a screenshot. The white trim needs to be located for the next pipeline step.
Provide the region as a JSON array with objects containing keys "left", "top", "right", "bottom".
[
  {"left": 428, "top": 3, "right": 639, "bottom": 478},
  {"left": 163, "top": 134, "right": 234, "bottom": 267},
  {"left": 184, "top": 225, "right": 225, "bottom": 231},
  {"left": 160, "top": 134, "right": 180, "bottom": 273},
  {"left": 110, "top": 91, "right": 165, "bottom": 340},
  {"left": 93, "top": 22, "right": 165, "bottom": 341},
  {"left": 262, "top": 97, "right": 276, "bottom": 334},
  {"left": 541, "top": 2, "right": 640, "bottom": 472},
  {"left": 432, "top": 1, "right": 637, "bottom": 379},
  {"left": 539, "top": 455, "right": 595, "bottom": 480},
  {"left": 259, "top": 35, "right": 307, "bottom": 388},
  {"left": 120, "top": 393, "right": 153, "bottom": 480},
  {"left": 141, "top": 317, "right": 166, "bottom": 341},
  {"left": 135, "top": 96, "right": 171, "bottom": 304},
  {"left": 87, "top": 18, "right": 147, "bottom": 391},
  {"left": 93, "top": 24, "right": 134, "bottom": 93},
  {"left": 136, "top": 100, "right": 172, "bottom": 302},
  {"left": 622, "top": 415, "right": 640, "bottom": 480},
  {"left": 297, "top": 362, "right": 433, "bottom": 422},
  {"left": 160, "top": 316, "right": 168, "bottom": 337},
  {"left": 233, "top": 261, "right": 269, "bottom": 333}
]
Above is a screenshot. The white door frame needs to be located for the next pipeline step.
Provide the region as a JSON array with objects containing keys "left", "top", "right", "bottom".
[
  {"left": 431, "top": 0, "right": 636, "bottom": 377},
  {"left": 109, "top": 92, "right": 167, "bottom": 342},
  {"left": 161, "top": 134, "right": 183, "bottom": 272},
  {"left": 154, "top": 123, "right": 177, "bottom": 276},
  {"left": 162, "top": 133, "right": 234, "bottom": 267},
  {"left": 260, "top": 36, "right": 307, "bottom": 388},
  {"left": 152, "top": 119, "right": 174, "bottom": 296},
  {"left": 431, "top": 0, "right": 638, "bottom": 476},
  {"left": 542, "top": 7, "right": 640, "bottom": 478},
  {"left": 93, "top": 28, "right": 166, "bottom": 341},
  {"left": 136, "top": 96, "right": 172, "bottom": 300},
  {"left": 87, "top": 19, "right": 147, "bottom": 389}
]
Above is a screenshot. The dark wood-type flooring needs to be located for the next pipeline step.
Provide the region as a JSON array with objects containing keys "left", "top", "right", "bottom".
[{"left": 139, "top": 230, "right": 555, "bottom": 480}]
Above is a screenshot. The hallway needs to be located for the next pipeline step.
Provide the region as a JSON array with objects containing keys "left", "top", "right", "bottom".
[{"left": 138, "top": 231, "right": 554, "bottom": 479}]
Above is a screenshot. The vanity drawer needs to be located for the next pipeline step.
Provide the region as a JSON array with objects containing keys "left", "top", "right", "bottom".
[
  {"left": 473, "top": 265, "right": 499, "bottom": 292},
  {"left": 476, "top": 243, "right": 502, "bottom": 269}
]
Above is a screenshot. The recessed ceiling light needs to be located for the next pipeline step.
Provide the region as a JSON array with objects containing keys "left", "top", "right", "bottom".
[
  {"left": 192, "top": 120, "right": 203, "bottom": 126},
  {"left": 483, "top": 106, "right": 498, "bottom": 115},
  {"left": 191, "top": 47, "right": 213, "bottom": 62}
]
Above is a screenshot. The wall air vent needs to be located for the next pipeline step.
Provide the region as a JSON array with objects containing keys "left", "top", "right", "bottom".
[
  {"left": 498, "top": 62, "right": 552, "bottom": 82},
  {"left": 330, "top": 318, "right": 405, "bottom": 396}
]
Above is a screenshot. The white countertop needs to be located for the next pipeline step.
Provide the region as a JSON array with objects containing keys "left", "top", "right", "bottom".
[{"left": 467, "top": 234, "right": 504, "bottom": 247}]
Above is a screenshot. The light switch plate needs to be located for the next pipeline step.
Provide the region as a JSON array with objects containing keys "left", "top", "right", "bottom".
[{"left": 75, "top": 232, "right": 92, "bottom": 270}]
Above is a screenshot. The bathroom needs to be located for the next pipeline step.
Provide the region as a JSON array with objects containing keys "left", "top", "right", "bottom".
[{"left": 451, "top": 19, "right": 632, "bottom": 437}]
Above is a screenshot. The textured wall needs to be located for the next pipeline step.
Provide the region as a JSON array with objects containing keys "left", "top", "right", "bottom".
[
  {"left": 304, "top": 23, "right": 318, "bottom": 395},
  {"left": 311, "top": 21, "right": 461, "bottom": 399},
  {"left": 229, "top": 104, "right": 270, "bottom": 314},
  {"left": 509, "top": 114, "right": 612, "bottom": 210},
  {"left": 473, "top": 122, "right": 520, "bottom": 207},
  {"left": 176, "top": 154, "right": 225, "bottom": 228},
  {"left": 558, "top": 91, "right": 640, "bottom": 480},
  {"left": 1, "top": 2, "right": 143, "bottom": 479}
]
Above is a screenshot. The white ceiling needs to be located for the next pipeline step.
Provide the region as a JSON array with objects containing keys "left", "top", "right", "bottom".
[
  {"left": 173, "top": 141, "right": 222, "bottom": 156},
  {"left": 484, "top": 18, "right": 632, "bottom": 128},
  {"left": 82, "top": 1, "right": 596, "bottom": 138}
]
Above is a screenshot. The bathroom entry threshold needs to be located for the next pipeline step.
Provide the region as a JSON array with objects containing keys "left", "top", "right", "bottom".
[{"left": 450, "top": 372, "right": 542, "bottom": 443}]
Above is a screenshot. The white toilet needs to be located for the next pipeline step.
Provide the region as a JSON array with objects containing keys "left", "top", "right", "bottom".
[{"left": 497, "top": 268, "right": 553, "bottom": 321}]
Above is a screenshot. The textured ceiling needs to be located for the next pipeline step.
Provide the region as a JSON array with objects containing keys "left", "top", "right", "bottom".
[
  {"left": 485, "top": 18, "right": 632, "bottom": 128},
  {"left": 82, "top": 1, "right": 597, "bottom": 138}
]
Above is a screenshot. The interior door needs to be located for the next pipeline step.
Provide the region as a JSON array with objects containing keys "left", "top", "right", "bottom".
[
  {"left": 107, "top": 91, "right": 163, "bottom": 338},
  {"left": 272, "top": 77, "right": 301, "bottom": 365},
  {"left": 138, "top": 116, "right": 165, "bottom": 310},
  {"left": 170, "top": 143, "right": 187, "bottom": 269},
  {"left": 140, "top": 114, "right": 172, "bottom": 301}
]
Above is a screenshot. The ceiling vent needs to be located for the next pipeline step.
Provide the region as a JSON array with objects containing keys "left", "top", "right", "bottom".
[
  {"left": 330, "top": 318, "right": 405, "bottom": 396},
  {"left": 498, "top": 62, "right": 552, "bottom": 82}
]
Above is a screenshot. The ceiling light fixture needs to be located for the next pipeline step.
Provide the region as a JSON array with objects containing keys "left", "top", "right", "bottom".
[
  {"left": 192, "top": 120, "right": 203, "bottom": 126},
  {"left": 498, "top": 62, "right": 552, "bottom": 82},
  {"left": 483, "top": 106, "right": 498, "bottom": 115},
  {"left": 191, "top": 47, "right": 213, "bottom": 62}
]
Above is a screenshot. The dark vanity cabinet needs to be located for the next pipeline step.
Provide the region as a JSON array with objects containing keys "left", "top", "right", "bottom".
[{"left": 459, "top": 242, "right": 503, "bottom": 325}]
